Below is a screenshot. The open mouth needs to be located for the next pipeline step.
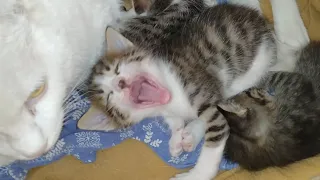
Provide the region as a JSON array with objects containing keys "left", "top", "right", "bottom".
[{"left": 129, "top": 75, "right": 171, "bottom": 108}]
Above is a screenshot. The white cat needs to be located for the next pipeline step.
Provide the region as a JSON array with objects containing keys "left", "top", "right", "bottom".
[{"left": 0, "top": 0, "right": 140, "bottom": 166}]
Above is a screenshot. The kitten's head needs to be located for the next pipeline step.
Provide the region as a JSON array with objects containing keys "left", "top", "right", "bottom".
[
  {"left": 218, "top": 88, "right": 276, "bottom": 143},
  {"left": 78, "top": 28, "right": 172, "bottom": 131},
  {"left": 219, "top": 82, "right": 320, "bottom": 170},
  {"left": 217, "top": 88, "right": 280, "bottom": 170}
]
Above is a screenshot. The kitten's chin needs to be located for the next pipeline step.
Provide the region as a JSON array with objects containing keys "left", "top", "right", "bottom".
[{"left": 128, "top": 74, "right": 171, "bottom": 109}]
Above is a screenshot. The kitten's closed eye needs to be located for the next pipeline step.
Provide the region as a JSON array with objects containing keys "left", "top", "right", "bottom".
[
  {"left": 120, "top": 6, "right": 128, "bottom": 11},
  {"left": 115, "top": 63, "right": 120, "bottom": 75},
  {"left": 106, "top": 91, "right": 113, "bottom": 105}
]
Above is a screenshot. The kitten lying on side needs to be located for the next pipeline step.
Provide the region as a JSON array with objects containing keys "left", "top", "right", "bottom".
[
  {"left": 0, "top": 0, "right": 143, "bottom": 166},
  {"left": 79, "top": 0, "right": 277, "bottom": 179},
  {"left": 220, "top": 42, "right": 320, "bottom": 171}
]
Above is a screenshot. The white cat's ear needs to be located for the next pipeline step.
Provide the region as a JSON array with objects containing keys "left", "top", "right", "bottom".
[
  {"left": 105, "top": 27, "right": 134, "bottom": 58},
  {"left": 77, "top": 106, "right": 117, "bottom": 131}
]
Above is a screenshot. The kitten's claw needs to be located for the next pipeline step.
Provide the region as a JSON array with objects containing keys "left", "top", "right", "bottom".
[{"left": 169, "top": 127, "right": 184, "bottom": 157}]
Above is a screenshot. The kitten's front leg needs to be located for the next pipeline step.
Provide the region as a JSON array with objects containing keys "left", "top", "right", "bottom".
[
  {"left": 165, "top": 117, "right": 185, "bottom": 157},
  {"left": 171, "top": 139, "right": 227, "bottom": 180},
  {"left": 171, "top": 106, "right": 229, "bottom": 180}
]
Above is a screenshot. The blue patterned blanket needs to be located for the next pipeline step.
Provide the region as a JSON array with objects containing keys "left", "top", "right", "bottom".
[{"left": 0, "top": 89, "right": 238, "bottom": 180}]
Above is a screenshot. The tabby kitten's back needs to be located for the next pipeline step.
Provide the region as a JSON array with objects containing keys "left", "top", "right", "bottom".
[
  {"left": 295, "top": 42, "right": 320, "bottom": 95},
  {"left": 219, "top": 42, "right": 320, "bottom": 170}
]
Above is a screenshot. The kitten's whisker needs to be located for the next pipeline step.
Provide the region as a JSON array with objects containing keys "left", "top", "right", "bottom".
[
  {"left": 63, "top": 72, "right": 90, "bottom": 104},
  {"left": 62, "top": 90, "right": 105, "bottom": 112}
]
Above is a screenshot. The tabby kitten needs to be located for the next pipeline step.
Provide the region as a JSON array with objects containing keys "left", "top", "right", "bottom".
[
  {"left": 219, "top": 42, "right": 320, "bottom": 171},
  {"left": 79, "top": 0, "right": 276, "bottom": 179}
]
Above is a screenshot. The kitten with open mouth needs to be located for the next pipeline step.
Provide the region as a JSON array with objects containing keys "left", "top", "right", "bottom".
[
  {"left": 125, "top": 74, "right": 171, "bottom": 108},
  {"left": 78, "top": 0, "right": 278, "bottom": 179}
]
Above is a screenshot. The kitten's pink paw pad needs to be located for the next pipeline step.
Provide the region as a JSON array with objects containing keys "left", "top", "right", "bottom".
[{"left": 181, "top": 129, "right": 197, "bottom": 152}]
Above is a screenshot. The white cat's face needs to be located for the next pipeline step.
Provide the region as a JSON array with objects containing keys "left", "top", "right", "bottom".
[
  {"left": 0, "top": 0, "right": 140, "bottom": 165},
  {"left": 0, "top": 49, "right": 66, "bottom": 163}
]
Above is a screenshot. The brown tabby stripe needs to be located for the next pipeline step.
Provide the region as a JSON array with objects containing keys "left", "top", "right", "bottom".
[
  {"left": 107, "top": 107, "right": 126, "bottom": 126},
  {"left": 206, "top": 123, "right": 226, "bottom": 133},
  {"left": 189, "top": 87, "right": 201, "bottom": 104},
  {"left": 198, "top": 103, "right": 211, "bottom": 116},
  {"left": 207, "top": 110, "right": 221, "bottom": 123},
  {"left": 206, "top": 132, "right": 226, "bottom": 142}
]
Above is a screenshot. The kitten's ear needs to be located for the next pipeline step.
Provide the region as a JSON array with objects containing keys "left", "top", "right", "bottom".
[
  {"left": 132, "top": 0, "right": 152, "bottom": 14},
  {"left": 77, "top": 106, "right": 117, "bottom": 131},
  {"left": 217, "top": 102, "right": 248, "bottom": 122},
  {"left": 105, "top": 27, "right": 134, "bottom": 58}
]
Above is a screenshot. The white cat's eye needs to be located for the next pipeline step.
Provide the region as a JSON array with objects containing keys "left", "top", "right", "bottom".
[
  {"left": 25, "top": 82, "right": 48, "bottom": 115},
  {"left": 29, "top": 83, "right": 46, "bottom": 98}
]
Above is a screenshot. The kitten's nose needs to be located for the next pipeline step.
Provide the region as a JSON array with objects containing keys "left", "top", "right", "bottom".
[
  {"left": 118, "top": 79, "right": 126, "bottom": 89},
  {"left": 112, "top": 77, "right": 127, "bottom": 91}
]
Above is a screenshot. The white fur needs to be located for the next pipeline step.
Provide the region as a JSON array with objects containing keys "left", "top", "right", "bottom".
[
  {"left": 225, "top": 43, "right": 274, "bottom": 98},
  {"left": 166, "top": 116, "right": 185, "bottom": 157},
  {"left": 0, "top": 0, "right": 137, "bottom": 165},
  {"left": 171, "top": 138, "right": 227, "bottom": 180},
  {"left": 269, "top": 0, "right": 310, "bottom": 72}
]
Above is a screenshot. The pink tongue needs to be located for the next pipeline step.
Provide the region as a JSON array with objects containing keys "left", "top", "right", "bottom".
[{"left": 138, "top": 82, "right": 168, "bottom": 104}]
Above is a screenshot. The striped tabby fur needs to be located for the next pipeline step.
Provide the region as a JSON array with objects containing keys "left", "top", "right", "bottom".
[{"left": 220, "top": 42, "right": 320, "bottom": 171}]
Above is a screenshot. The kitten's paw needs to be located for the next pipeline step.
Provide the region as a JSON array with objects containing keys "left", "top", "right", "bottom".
[
  {"left": 247, "top": 88, "right": 274, "bottom": 103},
  {"left": 182, "top": 120, "right": 205, "bottom": 152},
  {"left": 169, "top": 127, "right": 184, "bottom": 157},
  {"left": 181, "top": 130, "right": 195, "bottom": 152}
]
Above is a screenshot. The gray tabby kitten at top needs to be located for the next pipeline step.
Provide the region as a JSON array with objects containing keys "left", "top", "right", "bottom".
[
  {"left": 220, "top": 42, "right": 320, "bottom": 171},
  {"left": 79, "top": 0, "right": 276, "bottom": 179}
]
